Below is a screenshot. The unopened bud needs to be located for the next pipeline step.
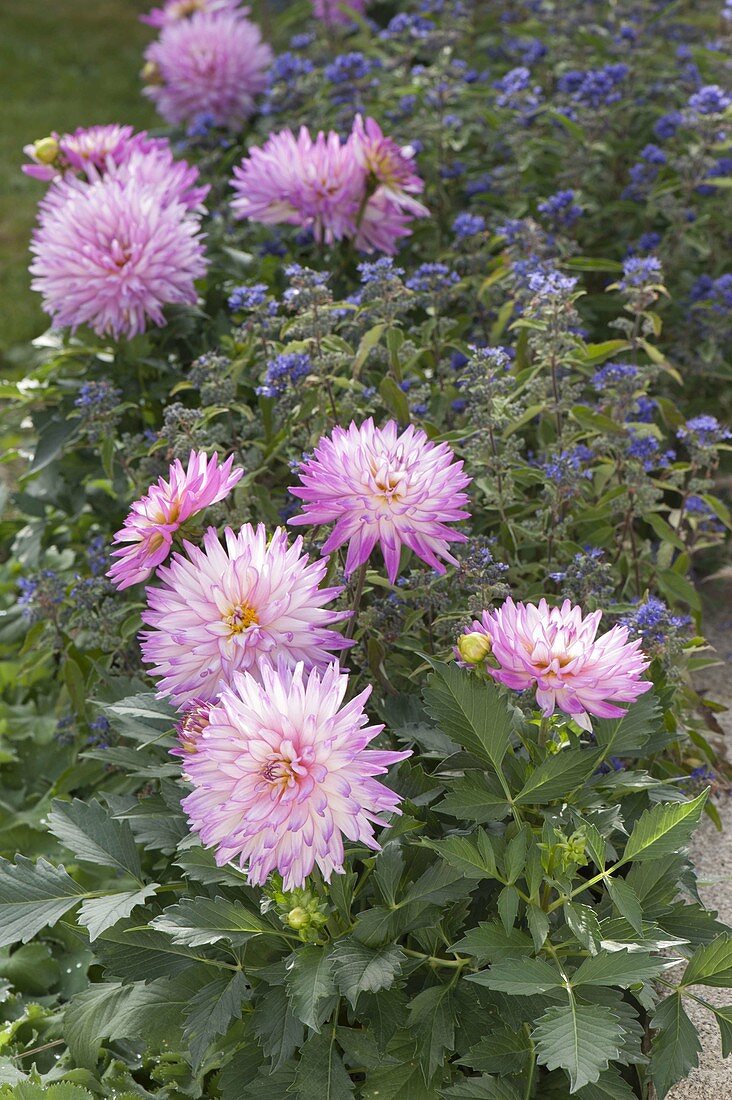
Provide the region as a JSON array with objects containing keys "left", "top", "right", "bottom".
[
  {"left": 34, "top": 137, "right": 59, "bottom": 165},
  {"left": 457, "top": 630, "right": 492, "bottom": 665},
  {"left": 141, "top": 60, "right": 163, "bottom": 85},
  {"left": 286, "top": 906, "right": 310, "bottom": 931}
]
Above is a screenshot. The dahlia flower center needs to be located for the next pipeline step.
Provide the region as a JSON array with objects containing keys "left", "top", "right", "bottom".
[
  {"left": 261, "top": 741, "right": 316, "bottom": 793},
  {"left": 370, "top": 459, "right": 407, "bottom": 502},
  {"left": 224, "top": 602, "right": 259, "bottom": 635}
]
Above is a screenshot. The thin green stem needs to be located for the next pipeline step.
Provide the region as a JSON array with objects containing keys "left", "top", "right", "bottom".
[{"left": 345, "top": 562, "right": 368, "bottom": 640}]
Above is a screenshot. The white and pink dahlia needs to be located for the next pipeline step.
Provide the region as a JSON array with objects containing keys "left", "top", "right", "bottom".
[
  {"left": 230, "top": 119, "right": 428, "bottom": 254},
  {"left": 141, "top": 524, "right": 351, "bottom": 706},
  {"left": 312, "top": 0, "right": 368, "bottom": 24},
  {"left": 141, "top": 0, "right": 241, "bottom": 28},
  {"left": 29, "top": 173, "right": 206, "bottom": 340},
  {"left": 476, "top": 598, "right": 652, "bottom": 731},
  {"left": 108, "top": 451, "right": 243, "bottom": 591},
  {"left": 142, "top": 8, "right": 273, "bottom": 128},
  {"left": 181, "top": 661, "right": 410, "bottom": 889},
  {"left": 289, "top": 419, "right": 471, "bottom": 583}
]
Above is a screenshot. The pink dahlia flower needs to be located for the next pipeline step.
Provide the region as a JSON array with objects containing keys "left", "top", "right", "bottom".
[
  {"left": 230, "top": 121, "right": 427, "bottom": 255},
  {"left": 30, "top": 173, "right": 206, "bottom": 340},
  {"left": 142, "top": 9, "right": 273, "bottom": 128},
  {"left": 231, "top": 126, "right": 364, "bottom": 245},
  {"left": 483, "top": 598, "right": 652, "bottom": 731},
  {"left": 312, "top": 0, "right": 368, "bottom": 24},
  {"left": 141, "top": 524, "right": 351, "bottom": 706},
  {"left": 141, "top": 0, "right": 242, "bottom": 28},
  {"left": 352, "top": 115, "right": 429, "bottom": 217},
  {"left": 108, "top": 451, "right": 243, "bottom": 591},
  {"left": 289, "top": 419, "right": 471, "bottom": 583},
  {"left": 181, "top": 661, "right": 410, "bottom": 889}
]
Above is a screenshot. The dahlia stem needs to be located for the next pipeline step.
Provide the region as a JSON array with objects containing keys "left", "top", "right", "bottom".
[{"left": 345, "top": 563, "right": 368, "bottom": 640}]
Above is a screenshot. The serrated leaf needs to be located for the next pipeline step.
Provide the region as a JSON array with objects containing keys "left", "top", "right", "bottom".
[
  {"left": 408, "top": 984, "right": 456, "bottom": 1081},
  {"left": 621, "top": 790, "right": 708, "bottom": 863},
  {"left": 423, "top": 661, "right": 512, "bottom": 769},
  {"left": 681, "top": 934, "right": 732, "bottom": 988},
  {"left": 527, "top": 904, "right": 549, "bottom": 951},
  {"left": 253, "top": 985, "right": 303, "bottom": 1070},
  {"left": 360, "top": 987, "right": 409, "bottom": 1052},
  {"left": 514, "top": 749, "right": 601, "bottom": 805},
  {"left": 497, "top": 885, "right": 519, "bottom": 934},
  {"left": 564, "top": 903, "right": 602, "bottom": 954},
  {"left": 534, "top": 1003, "right": 624, "bottom": 1092},
  {"left": 466, "top": 956, "right": 563, "bottom": 995},
  {"left": 422, "top": 831, "right": 498, "bottom": 880},
  {"left": 361, "top": 1036, "right": 440, "bottom": 1099},
  {"left": 436, "top": 773, "right": 510, "bottom": 823},
  {"left": 330, "top": 940, "right": 403, "bottom": 1009},
  {"left": 605, "top": 878, "right": 643, "bottom": 935},
  {"left": 575, "top": 1069, "right": 637, "bottom": 1098},
  {"left": 285, "top": 945, "right": 337, "bottom": 1032},
  {"left": 398, "top": 860, "right": 471, "bottom": 911},
  {"left": 711, "top": 1005, "right": 732, "bottom": 1057},
  {"left": 150, "top": 895, "right": 275, "bottom": 947},
  {"left": 441, "top": 1077, "right": 522, "bottom": 1099},
  {"left": 79, "top": 885, "right": 158, "bottom": 941},
  {"left": 289, "top": 1029, "right": 355, "bottom": 1100},
  {"left": 648, "top": 994, "right": 701, "bottom": 1099},
  {"left": 47, "top": 799, "right": 142, "bottom": 879},
  {"left": 457, "top": 1027, "right": 532, "bottom": 1075},
  {"left": 183, "top": 971, "right": 249, "bottom": 1068},
  {"left": 452, "top": 921, "right": 533, "bottom": 962},
  {"left": 571, "top": 949, "right": 666, "bottom": 988},
  {"left": 0, "top": 856, "right": 85, "bottom": 947},
  {"left": 593, "top": 692, "right": 659, "bottom": 757},
  {"left": 96, "top": 923, "right": 214, "bottom": 981}
]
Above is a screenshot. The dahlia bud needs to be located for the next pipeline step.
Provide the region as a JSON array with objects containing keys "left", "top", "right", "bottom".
[
  {"left": 457, "top": 630, "right": 492, "bottom": 664},
  {"left": 174, "top": 699, "right": 213, "bottom": 757},
  {"left": 141, "top": 60, "right": 163, "bottom": 85},
  {"left": 33, "top": 137, "right": 60, "bottom": 165},
  {"left": 286, "top": 906, "right": 310, "bottom": 931}
]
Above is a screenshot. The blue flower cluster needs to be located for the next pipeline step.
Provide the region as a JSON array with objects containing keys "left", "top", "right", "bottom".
[{"left": 257, "top": 352, "right": 312, "bottom": 399}]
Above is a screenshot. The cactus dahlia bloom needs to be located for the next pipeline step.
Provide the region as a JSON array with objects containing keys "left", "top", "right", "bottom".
[
  {"left": 352, "top": 115, "right": 429, "bottom": 217},
  {"left": 141, "top": 524, "right": 351, "bottom": 706},
  {"left": 484, "top": 598, "right": 652, "bottom": 731},
  {"left": 142, "top": 8, "right": 273, "bottom": 128},
  {"left": 108, "top": 451, "right": 243, "bottom": 591},
  {"left": 180, "top": 661, "right": 410, "bottom": 889},
  {"left": 30, "top": 172, "right": 206, "bottom": 340},
  {"left": 289, "top": 419, "right": 471, "bottom": 583}
]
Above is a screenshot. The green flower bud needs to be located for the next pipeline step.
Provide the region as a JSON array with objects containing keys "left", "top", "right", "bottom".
[
  {"left": 457, "top": 631, "right": 492, "bottom": 664},
  {"left": 286, "top": 906, "right": 310, "bottom": 931},
  {"left": 34, "top": 137, "right": 59, "bottom": 165}
]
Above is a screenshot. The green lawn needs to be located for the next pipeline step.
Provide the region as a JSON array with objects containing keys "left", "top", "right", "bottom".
[{"left": 0, "top": 0, "right": 156, "bottom": 359}]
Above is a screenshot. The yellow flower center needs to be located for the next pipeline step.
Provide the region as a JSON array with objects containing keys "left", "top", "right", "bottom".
[{"left": 224, "top": 603, "right": 259, "bottom": 635}]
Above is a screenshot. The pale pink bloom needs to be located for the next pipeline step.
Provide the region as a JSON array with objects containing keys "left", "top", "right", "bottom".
[
  {"left": 352, "top": 115, "right": 429, "bottom": 217},
  {"left": 23, "top": 124, "right": 154, "bottom": 181},
  {"left": 355, "top": 189, "right": 415, "bottom": 255},
  {"left": 482, "top": 598, "right": 653, "bottom": 731},
  {"left": 30, "top": 173, "right": 207, "bottom": 340},
  {"left": 231, "top": 126, "right": 364, "bottom": 244},
  {"left": 312, "top": 0, "right": 367, "bottom": 24},
  {"left": 141, "top": 524, "right": 351, "bottom": 706},
  {"left": 141, "top": 0, "right": 242, "bottom": 27},
  {"left": 143, "top": 9, "right": 273, "bottom": 128},
  {"left": 181, "top": 661, "right": 410, "bottom": 889},
  {"left": 106, "top": 146, "right": 209, "bottom": 211},
  {"left": 289, "top": 418, "right": 471, "bottom": 583},
  {"left": 108, "top": 451, "right": 243, "bottom": 590}
]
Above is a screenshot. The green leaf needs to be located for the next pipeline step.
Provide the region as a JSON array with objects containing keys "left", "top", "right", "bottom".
[
  {"left": 436, "top": 774, "right": 510, "bottom": 823},
  {"left": 47, "top": 800, "right": 143, "bottom": 875},
  {"left": 681, "top": 934, "right": 732, "bottom": 988},
  {"left": 253, "top": 985, "right": 303, "bottom": 1070},
  {"left": 452, "top": 921, "right": 533, "bottom": 962},
  {"left": 466, "top": 956, "right": 563, "bottom": 995},
  {"left": 571, "top": 949, "right": 666, "bottom": 988},
  {"left": 441, "top": 1078, "right": 522, "bottom": 1099},
  {"left": 96, "top": 924, "right": 213, "bottom": 981},
  {"left": 497, "top": 885, "right": 519, "bottom": 934},
  {"left": 0, "top": 856, "right": 85, "bottom": 947},
  {"left": 711, "top": 1006, "right": 732, "bottom": 1057},
  {"left": 330, "top": 940, "right": 403, "bottom": 1009},
  {"left": 593, "top": 692, "right": 660, "bottom": 757},
  {"left": 361, "top": 1037, "right": 440, "bottom": 1099},
  {"left": 533, "top": 1003, "right": 624, "bottom": 1092},
  {"left": 648, "top": 994, "right": 701, "bottom": 1099},
  {"left": 656, "top": 569, "right": 702, "bottom": 612},
  {"left": 514, "top": 749, "right": 601, "bottom": 805},
  {"left": 64, "top": 979, "right": 184, "bottom": 1068},
  {"left": 379, "top": 376, "right": 410, "bottom": 423},
  {"left": 398, "top": 860, "right": 472, "bottom": 911},
  {"left": 79, "top": 885, "right": 158, "bottom": 941},
  {"left": 150, "top": 895, "right": 275, "bottom": 947},
  {"left": 353, "top": 323, "right": 386, "bottom": 376},
  {"left": 605, "top": 879, "right": 643, "bottom": 935},
  {"left": 289, "top": 1029, "right": 355, "bottom": 1100},
  {"left": 182, "top": 971, "right": 249, "bottom": 1068},
  {"left": 422, "top": 661, "right": 512, "bottom": 769},
  {"left": 422, "top": 831, "right": 498, "bottom": 880},
  {"left": 407, "top": 984, "right": 456, "bottom": 1081},
  {"left": 621, "top": 790, "right": 708, "bottom": 863},
  {"left": 564, "top": 903, "right": 602, "bottom": 954},
  {"left": 458, "top": 1028, "right": 532, "bottom": 1075},
  {"left": 285, "top": 945, "right": 337, "bottom": 1032},
  {"left": 360, "top": 987, "right": 409, "bottom": 1053},
  {"left": 527, "top": 904, "right": 549, "bottom": 951},
  {"left": 575, "top": 1070, "right": 637, "bottom": 1098}
]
